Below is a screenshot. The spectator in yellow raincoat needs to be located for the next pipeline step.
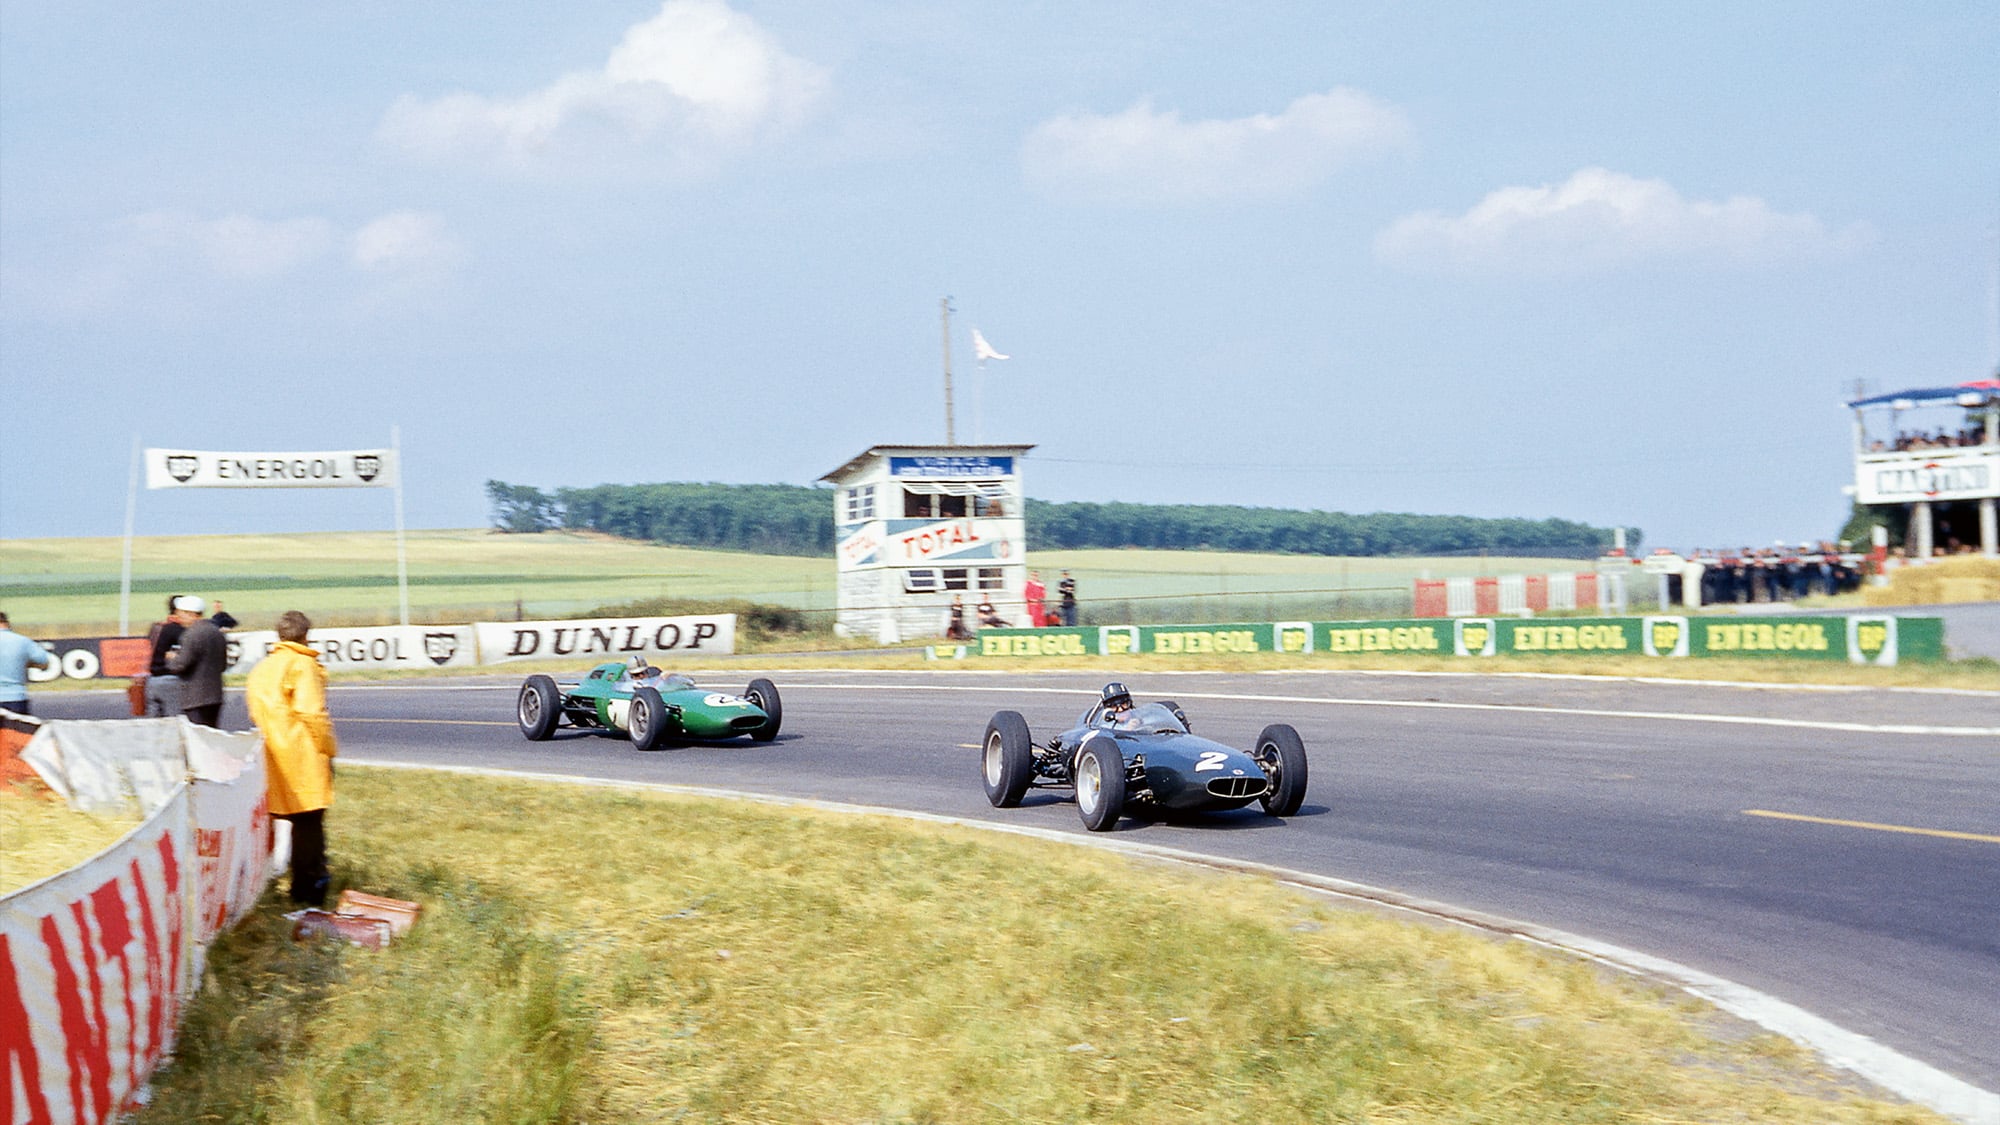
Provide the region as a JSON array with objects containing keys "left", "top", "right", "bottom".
[{"left": 246, "top": 610, "right": 337, "bottom": 908}]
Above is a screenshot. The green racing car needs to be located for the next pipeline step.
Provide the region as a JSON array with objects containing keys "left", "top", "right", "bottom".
[{"left": 515, "top": 658, "right": 782, "bottom": 749}]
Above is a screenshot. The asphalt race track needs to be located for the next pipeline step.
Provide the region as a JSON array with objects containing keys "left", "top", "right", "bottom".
[{"left": 31, "top": 669, "right": 2000, "bottom": 1107}]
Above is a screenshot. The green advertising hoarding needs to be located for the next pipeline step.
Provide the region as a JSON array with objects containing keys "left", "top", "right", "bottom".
[
  {"left": 1320, "top": 620, "right": 1451, "bottom": 656},
  {"left": 976, "top": 627, "right": 1099, "bottom": 657},
  {"left": 973, "top": 615, "right": 1944, "bottom": 664},
  {"left": 1138, "top": 623, "right": 1274, "bottom": 655}
]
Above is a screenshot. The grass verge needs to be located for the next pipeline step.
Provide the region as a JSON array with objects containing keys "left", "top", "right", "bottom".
[{"left": 131, "top": 768, "right": 1950, "bottom": 1124}]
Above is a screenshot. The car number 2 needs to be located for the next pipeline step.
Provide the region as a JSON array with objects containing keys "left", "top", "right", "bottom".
[{"left": 1194, "top": 751, "right": 1228, "bottom": 772}]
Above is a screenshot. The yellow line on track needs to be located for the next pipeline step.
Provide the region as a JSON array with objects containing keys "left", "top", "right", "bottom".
[{"left": 1741, "top": 809, "right": 2000, "bottom": 845}]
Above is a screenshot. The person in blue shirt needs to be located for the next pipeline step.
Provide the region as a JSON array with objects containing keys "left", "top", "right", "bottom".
[{"left": 0, "top": 611, "right": 55, "bottom": 715}]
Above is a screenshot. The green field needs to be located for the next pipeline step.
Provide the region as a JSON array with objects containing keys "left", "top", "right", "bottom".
[{"left": 0, "top": 528, "right": 1583, "bottom": 635}]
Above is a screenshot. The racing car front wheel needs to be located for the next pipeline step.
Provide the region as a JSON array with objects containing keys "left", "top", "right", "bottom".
[
  {"left": 629, "top": 686, "right": 669, "bottom": 751},
  {"left": 1254, "top": 723, "right": 1309, "bottom": 817},
  {"left": 744, "top": 678, "right": 782, "bottom": 742},
  {"left": 1075, "top": 735, "right": 1126, "bottom": 832},
  {"left": 982, "top": 711, "right": 1033, "bottom": 807},
  {"left": 518, "top": 675, "right": 561, "bottom": 741}
]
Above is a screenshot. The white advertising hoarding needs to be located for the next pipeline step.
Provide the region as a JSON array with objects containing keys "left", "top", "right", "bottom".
[
  {"left": 1853, "top": 450, "right": 1999, "bottom": 504},
  {"left": 473, "top": 614, "right": 737, "bottom": 663},
  {"left": 145, "top": 448, "right": 398, "bottom": 489},
  {"left": 223, "top": 625, "right": 481, "bottom": 676}
]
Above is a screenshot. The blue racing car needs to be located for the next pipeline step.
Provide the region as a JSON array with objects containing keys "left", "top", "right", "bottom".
[{"left": 981, "top": 682, "right": 1308, "bottom": 831}]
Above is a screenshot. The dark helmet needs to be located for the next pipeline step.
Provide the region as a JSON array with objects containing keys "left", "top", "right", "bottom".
[{"left": 1100, "top": 682, "right": 1133, "bottom": 710}]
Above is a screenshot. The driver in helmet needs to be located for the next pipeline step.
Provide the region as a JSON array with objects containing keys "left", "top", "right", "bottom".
[
  {"left": 1096, "top": 682, "right": 1139, "bottom": 728},
  {"left": 627, "top": 656, "right": 664, "bottom": 688}
]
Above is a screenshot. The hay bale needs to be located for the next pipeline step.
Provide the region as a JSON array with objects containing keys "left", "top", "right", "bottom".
[
  {"left": 1863, "top": 555, "right": 2000, "bottom": 606},
  {"left": 0, "top": 788, "right": 146, "bottom": 895}
]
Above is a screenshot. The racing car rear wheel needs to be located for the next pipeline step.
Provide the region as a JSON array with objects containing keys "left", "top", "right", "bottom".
[
  {"left": 744, "top": 678, "right": 782, "bottom": 742},
  {"left": 518, "top": 675, "right": 561, "bottom": 741},
  {"left": 629, "top": 686, "right": 669, "bottom": 751},
  {"left": 982, "top": 711, "right": 1033, "bottom": 807},
  {"left": 1075, "top": 735, "right": 1126, "bottom": 832},
  {"left": 1254, "top": 723, "right": 1308, "bottom": 817}
]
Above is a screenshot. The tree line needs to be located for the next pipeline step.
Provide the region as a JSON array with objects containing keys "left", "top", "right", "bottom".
[{"left": 486, "top": 480, "right": 1627, "bottom": 559}]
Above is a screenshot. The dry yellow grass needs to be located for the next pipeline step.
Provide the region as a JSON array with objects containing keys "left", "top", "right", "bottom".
[
  {"left": 0, "top": 787, "right": 146, "bottom": 894},
  {"left": 132, "top": 769, "right": 1955, "bottom": 1124}
]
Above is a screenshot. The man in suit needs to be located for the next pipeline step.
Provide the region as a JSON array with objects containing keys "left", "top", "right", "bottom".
[{"left": 165, "top": 595, "right": 229, "bottom": 727}]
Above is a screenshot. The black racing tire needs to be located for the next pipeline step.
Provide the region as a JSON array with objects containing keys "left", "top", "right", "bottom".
[
  {"left": 982, "top": 711, "right": 1034, "bottom": 808},
  {"left": 1075, "top": 735, "right": 1126, "bottom": 832},
  {"left": 517, "top": 675, "right": 561, "bottom": 741},
  {"left": 744, "top": 678, "right": 782, "bottom": 742},
  {"left": 1158, "top": 699, "right": 1190, "bottom": 731},
  {"left": 629, "top": 686, "right": 669, "bottom": 751},
  {"left": 1254, "top": 723, "right": 1309, "bottom": 817}
]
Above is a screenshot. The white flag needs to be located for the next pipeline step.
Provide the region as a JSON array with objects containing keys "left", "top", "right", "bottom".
[{"left": 972, "top": 328, "right": 1009, "bottom": 362}]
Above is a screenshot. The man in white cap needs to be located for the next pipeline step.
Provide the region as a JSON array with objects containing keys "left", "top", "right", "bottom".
[
  {"left": 145, "top": 595, "right": 201, "bottom": 717},
  {"left": 165, "top": 595, "right": 229, "bottom": 727}
]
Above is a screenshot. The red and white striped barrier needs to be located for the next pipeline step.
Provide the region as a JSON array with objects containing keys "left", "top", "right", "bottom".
[
  {"left": 2, "top": 718, "right": 271, "bottom": 1124},
  {"left": 1415, "top": 572, "right": 1608, "bottom": 618}
]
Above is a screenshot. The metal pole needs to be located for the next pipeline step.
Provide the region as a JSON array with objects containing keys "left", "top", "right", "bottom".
[
  {"left": 940, "top": 297, "right": 956, "bottom": 446},
  {"left": 119, "top": 436, "right": 140, "bottom": 634},
  {"left": 392, "top": 426, "right": 410, "bottom": 626}
]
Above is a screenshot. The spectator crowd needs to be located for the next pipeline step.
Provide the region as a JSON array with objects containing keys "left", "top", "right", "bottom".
[
  {"left": 1687, "top": 544, "right": 1867, "bottom": 605},
  {"left": 1869, "top": 424, "right": 1993, "bottom": 452}
]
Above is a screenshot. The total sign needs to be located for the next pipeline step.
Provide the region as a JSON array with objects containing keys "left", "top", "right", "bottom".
[
  {"left": 889, "top": 518, "right": 1008, "bottom": 564},
  {"left": 840, "top": 525, "right": 882, "bottom": 568}
]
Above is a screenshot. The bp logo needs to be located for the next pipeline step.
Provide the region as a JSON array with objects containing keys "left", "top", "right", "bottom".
[
  {"left": 1276, "top": 622, "right": 1313, "bottom": 654},
  {"left": 1643, "top": 616, "right": 1688, "bottom": 658},
  {"left": 423, "top": 632, "right": 460, "bottom": 665},
  {"left": 1847, "top": 616, "right": 1897, "bottom": 665},
  {"left": 1454, "top": 618, "right": 1495, "bottom": 657},
  {"left": 354, "top": 455, "right": 383, "bottom": 482},
  {"left": 167, "top": 455, "right": 200, "bottom": 482}
]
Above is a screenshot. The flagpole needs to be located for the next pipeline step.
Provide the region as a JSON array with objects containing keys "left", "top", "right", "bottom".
[
  {"left": 392, "top": 425, "right": 410, "bottom": 626},
  {"left": 940, "top": 297, "right": 956, "bottom": 445},
  {"left": 119, "top": 436, "right": 139, "bottom": 634}
]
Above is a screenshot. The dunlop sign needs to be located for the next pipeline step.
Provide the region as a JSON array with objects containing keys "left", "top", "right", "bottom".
[
  {"left": 145, "top": 448, "right": 398, "bottom": 489},
  {"left": 28, "top": 616, "right": 740, "bottom": 680},
  {"left": 473, "top": 614, "right": 736, "bottom": 663}
]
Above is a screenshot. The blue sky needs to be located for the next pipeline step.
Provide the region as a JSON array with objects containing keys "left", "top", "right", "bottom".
[{"left": 3, "top": 1, "right": 1995, "bottom": 550}]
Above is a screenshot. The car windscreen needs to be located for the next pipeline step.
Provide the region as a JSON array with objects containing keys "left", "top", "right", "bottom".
[{"left": 1108, "top": 702, "right": 1186, "bottom": 734}]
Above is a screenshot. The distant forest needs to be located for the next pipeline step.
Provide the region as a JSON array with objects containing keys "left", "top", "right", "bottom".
[{"left": 486, "top": 480, "right": 1628, "bottom": 559}]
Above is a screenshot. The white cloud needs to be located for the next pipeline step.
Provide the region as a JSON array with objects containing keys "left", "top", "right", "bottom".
[
  {"left": 378, "top": 0, "right": 826, "bottom": 171},
  {"left": 351, "top": 211, "right": 460, "bottom": 274},
  {"left": 127, "top": 211, "right": 337, "bottom": 278},
  {"left": 1, "top": 209, "right": 457, "bottom": 322},
  {"left": 1021, "top": 87, "right": 1411, "bottom": 204},
  {"left": 1375, "top": 167, "right": 1874, "bottom": 273}
]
